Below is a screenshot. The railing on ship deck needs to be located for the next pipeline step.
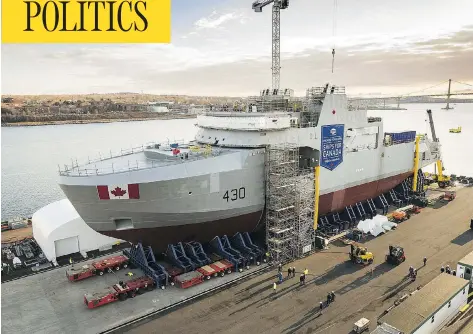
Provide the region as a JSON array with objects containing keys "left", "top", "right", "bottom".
[{"left": 58, "top": 139, "right": 220, "bottom": 177}]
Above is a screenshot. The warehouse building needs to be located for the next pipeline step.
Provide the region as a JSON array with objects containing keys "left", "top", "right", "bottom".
[
  {"left": 32, "top": 199, "right": 122, "bottom": 265},
  {"left": 375, "top": 274, "right": 469, "bottom": 334}
]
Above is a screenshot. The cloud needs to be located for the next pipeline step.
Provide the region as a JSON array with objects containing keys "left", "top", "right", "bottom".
[
  {"left": 195, "top": 11, "right": 243, "bottom": 29},
  {"left": 2, "top": 1, "right": 473, "bottom": 96}
]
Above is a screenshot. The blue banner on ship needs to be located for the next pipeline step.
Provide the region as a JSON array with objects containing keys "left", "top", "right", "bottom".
[{"left": 321, "top": 124, "right": 344, "bottom": 171}]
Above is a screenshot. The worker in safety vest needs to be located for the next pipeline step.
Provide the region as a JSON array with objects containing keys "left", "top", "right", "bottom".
[
  {"left": 304, "top": 268, "right": 309, "bottom": 275},
  {"left": 69, "top": 257, "right": 73, "bottom": 264},
  {"left": 273, "top": 282, "right": 277, "bottom": 293}
]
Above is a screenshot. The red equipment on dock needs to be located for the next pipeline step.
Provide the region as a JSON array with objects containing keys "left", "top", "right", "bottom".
[
  {"left": 197, "top": 260, "right": 234, "bottom": 279},
  {"left": 66, "top": 255, "right": 129, "bottom": 282},
  {"left": 84, "top": 276, "right": 155, "bottom": 309},
  {"left": 174, "top": 271, "right": 205, "bottom": 289},
  {"left": 173, "top": 260, "right": 235, "bottom": 288}
]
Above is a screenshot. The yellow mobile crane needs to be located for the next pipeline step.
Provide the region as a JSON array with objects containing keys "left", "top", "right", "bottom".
[{"left": 426, "top": 109, "right": 451, "bottom": 188}]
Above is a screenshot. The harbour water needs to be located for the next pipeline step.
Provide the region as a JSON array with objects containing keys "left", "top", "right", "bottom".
[{"left": 1, "top": 103, "right": 472, "bottom": 220}]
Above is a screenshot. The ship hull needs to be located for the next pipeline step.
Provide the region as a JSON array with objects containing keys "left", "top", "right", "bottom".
[
  {"left": 102, "top": 172, "right": 412, "bottom": 252},
  {"left": 103, "top": 211, "right": 264, "bottom": 253},
  {"left": 318, "top": 171, "right": 413, "bottom": 213}
]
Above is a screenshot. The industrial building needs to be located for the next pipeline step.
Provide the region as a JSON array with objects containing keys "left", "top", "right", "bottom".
[
  {"left": 375, "top": 274, "right": 469, "bottom": 334},
  {"left": 32, "top": 199, "right": 122, "bottom": 265},
  {"left": 456, "top": 250, "right": 473, "bottom": 282}
]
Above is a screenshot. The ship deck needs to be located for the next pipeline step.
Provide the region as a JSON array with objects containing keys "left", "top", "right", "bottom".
[{"left": 60, "top": 145, "right": 237, "bottom": 177}]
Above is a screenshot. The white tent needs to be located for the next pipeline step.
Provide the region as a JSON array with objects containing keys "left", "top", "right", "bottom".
[
  {"left": 32, "top": 199, "right": 122, "bottom": 265},
  {"left": 357, "top": 215, "right": 397, "bottom": 237}
]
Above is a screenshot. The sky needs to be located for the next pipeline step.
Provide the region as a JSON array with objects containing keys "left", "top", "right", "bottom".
[{"left": 2, "top": 0, "right": 473, "bottom": 97}]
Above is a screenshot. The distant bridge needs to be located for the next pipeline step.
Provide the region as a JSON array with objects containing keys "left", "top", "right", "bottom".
[{"left": 348, "top": 79, "right": 473, "bottom": 109}]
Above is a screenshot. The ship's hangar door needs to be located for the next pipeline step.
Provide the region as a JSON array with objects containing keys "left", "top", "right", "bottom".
[{"left": 54, "top": 236, "right": 79, "bottom": 258}]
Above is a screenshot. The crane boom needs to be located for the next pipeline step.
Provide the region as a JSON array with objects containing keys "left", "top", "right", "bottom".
[
  {"left": 252, "top": 0, "right": 274, "bottom": 11},
  {"left": 252, "top": 0, "right": 289, "bottom": 90},
  {"left": 426, "top": 109, "right": 438, "bottom": 142}
]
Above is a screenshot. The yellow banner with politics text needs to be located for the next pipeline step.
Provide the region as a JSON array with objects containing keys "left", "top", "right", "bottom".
[{"left": 2, "top": 0, "right": 170, "bottom": 43}]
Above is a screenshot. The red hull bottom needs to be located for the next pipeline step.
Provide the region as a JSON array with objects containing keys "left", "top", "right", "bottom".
[
  {"left": 104, "top": 172, "right": 412, "bottom": 252},
  {"left": 318, "top": 171, "right": 413, "bottom": 215}
]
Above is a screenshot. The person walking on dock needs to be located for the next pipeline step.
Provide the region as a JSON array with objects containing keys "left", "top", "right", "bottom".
[
  {"left": 441, "top": 266, "right": 445, "bottom": 273},
  {"left": 292, "top": 267, "right": 296, "bottom": 278},
  {"left": 278, "top": 263, "right": 282, "bottom": 273},
  {"left": 300, "top": 274, "right": 304, "bottom": 285},
  {"left": 326, "top": 293, "right": 332, "bottom": 305},
  {"left": 423, "top": 257, "right": 427, "bottom": 266},
  {"left": 319, "top": 302, "right": 323, "bottom": 313},
  {"left": 287, "top": 267, "right": 292, "bottom": 278},
  {"left": 331, "top": 291, "right": 336, "bottom": 302},
  {"left": 278, "top": 272, "right": 283, "bottom": 284}
]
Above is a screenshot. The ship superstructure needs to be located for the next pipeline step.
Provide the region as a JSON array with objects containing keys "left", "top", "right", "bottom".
[{"left": 58, "top": 84, "right": 441, "bottom": 252}]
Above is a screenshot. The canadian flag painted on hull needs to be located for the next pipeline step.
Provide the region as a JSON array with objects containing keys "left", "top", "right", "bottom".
[{"left": 96, "top": 184, "right": 140, "bottom": 200}]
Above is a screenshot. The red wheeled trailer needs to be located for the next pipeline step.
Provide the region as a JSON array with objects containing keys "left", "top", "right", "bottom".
[
  {"left": 197, "top": 260, "right": 234, "bottom": 280},
  {"left": 174, "top": 271, "right": 205, "bottom": 288},
  {"left": 84, "top": 276, "right": 155, "bottom": 309},
  {"left": 66, "top": 255, "right": 129, "bottom": 282}
]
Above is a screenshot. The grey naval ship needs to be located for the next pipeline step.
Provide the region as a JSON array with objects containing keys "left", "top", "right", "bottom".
[{"left": 58, "top": 85, "right": 441, "bottom": 252}]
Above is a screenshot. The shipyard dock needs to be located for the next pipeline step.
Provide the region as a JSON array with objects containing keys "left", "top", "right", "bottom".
[
  {"left": 1, "top": 187, "right": 472, "bottom": 334},
  {"left": 124, "top": 186, "right": 473, "bottom": 334},
  {"left": 1, "top": 253, "right": 266, "bottom": 333}
]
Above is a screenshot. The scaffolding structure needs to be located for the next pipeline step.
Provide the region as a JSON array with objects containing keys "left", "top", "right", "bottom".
[
  {"left": 295, "top": 168, "right": 315, "bottom": 255},
  {"left": 265, "top": 143, "right": 316, "bottom": 264},
  {"left": 247, "top": 90, "right": 303, "bottom": 113}
]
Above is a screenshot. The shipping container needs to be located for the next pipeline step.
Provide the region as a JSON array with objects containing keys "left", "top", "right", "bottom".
[{"left": 385, "top": 131, "right": 416, "bottom": 144}]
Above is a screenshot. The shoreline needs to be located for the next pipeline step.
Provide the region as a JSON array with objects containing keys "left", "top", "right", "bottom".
[{"left": 1, "top": 114, "right": 197, "bottom": 127}]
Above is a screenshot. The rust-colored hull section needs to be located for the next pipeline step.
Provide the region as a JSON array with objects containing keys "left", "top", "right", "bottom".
[
  {"left": 318, "top": 171, "right": 413, "bottom": 215},
  {"left": 103, "top": 172, "right": 412, "bottom": 251}
]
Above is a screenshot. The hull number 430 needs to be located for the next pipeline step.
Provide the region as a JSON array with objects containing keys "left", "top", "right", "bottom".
[{"left": 223, "top": 187, "right": 246, "bottom": 202}]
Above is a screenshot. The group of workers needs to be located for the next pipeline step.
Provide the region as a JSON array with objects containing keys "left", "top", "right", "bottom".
[
  {"left": 273, "top": 264, "right": 310, "bottom": 292},
  {"left": 408, "top": 266, "right": 418, "bottom": 281},
  {"left": 407, "top": 257, "right": 428, "bottom": 281},
  {"left": 440, "top": 265, "right": 456, "bottom": 276},
  {"left": 407, "top": 257, "right": 458, "bottom": 281},
  {"left": 318, "top": 291, "right": 336, "bottom": 313}
]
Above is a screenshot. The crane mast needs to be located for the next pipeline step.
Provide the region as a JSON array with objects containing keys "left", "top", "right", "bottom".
[
  {"left": 426, "top": 109, "right": 451, "bottom": 187},
  {"left": 271, "top": 3, "right": 281, "bottom": 90},
  {"left": 252, "top": 0, "right": 289, "bottom": 91}
]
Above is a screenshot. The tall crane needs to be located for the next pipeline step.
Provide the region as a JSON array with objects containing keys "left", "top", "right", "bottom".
[
  {"left": 426, "top": 109, "right": 451, "bottom": 188},
  {"left": 252, "top": 0, "right": 289, "bottom": 91}
]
